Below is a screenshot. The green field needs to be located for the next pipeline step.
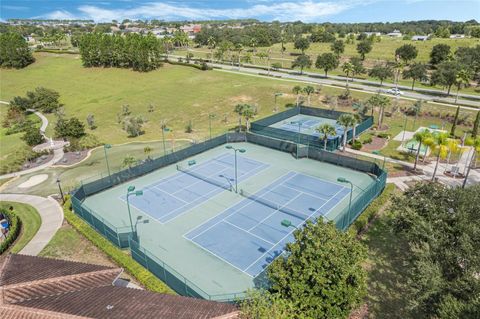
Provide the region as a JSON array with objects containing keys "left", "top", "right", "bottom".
[{"left": 0, "top": 201, "right": 41, "bottom": 253}]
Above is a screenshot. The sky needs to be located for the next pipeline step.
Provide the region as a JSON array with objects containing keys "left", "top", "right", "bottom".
[{"left": 1, "top": 0, "right": 478, "bottom": 23}]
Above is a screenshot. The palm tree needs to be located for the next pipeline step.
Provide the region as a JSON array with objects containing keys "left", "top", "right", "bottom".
[
  {"left": 445, "top": 139, "right": 461, "bottom": 173},
  {"left": 303, "top": 86, "right": 315, "bottom": 106},
  {"left": 337, "top": 114, "right": 355, "bottom": 152},
  {"left": 250, "top": 37, "right": 258, "bottom": 53},
  {"left": 163, "top": 37, "right": 173, "bottom": 59},
  {"left": 207, "top": 36, "right": 216, "bottom": 60},
  {"left": 351, "top": 113, "right": 362, "bottom": 143},
  {"left": 242, "top": 104, "right": 257, "bottom": 131},
  {"left": 122, "top": 155, "right": 137, "bottom": 169},
  {"left": 143, "top": 146, "right": 152, "bottom": 161},
  {"left": 342, "top": 62, "right": 354, "bottom": 91},
  {"left": 234, "top": 43, "right": 243, "bottom": 67},
  {"left": 463, "top": 137, "right": 480, "bottom": 188},
  {"left": 366, "top": 94, "right": 390, "bottom": 129},
  {"left": 293, "top": 86, "right": 302, "bottom": 107},
  {"left": 430, "top": 133, "right": 449, "bottom": 181},
  {"left": 454, "top": 69, "right": 471, "bottom": 104},
  {"left": 234, "top": 104, "right": 245, "bottom": 132},
  {"left": 316, "top": 123, "right": 337, "bottom": 150},
  {"left": 413, "top": 129, "right": 432, "bottom": 171}
]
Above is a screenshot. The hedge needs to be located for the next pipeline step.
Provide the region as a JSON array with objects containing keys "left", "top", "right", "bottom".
[
  {"left": 349, "top": 183, "right": 395, "bottom": 235},
  {"left": 0, "top": 208, "right": 21, "bottom": 254},
  {"left": 166, "top": 60, "right": 211, "bottom": 71},
  {"left": 62, "top": 196, "right": 175, "bottom": 294}
]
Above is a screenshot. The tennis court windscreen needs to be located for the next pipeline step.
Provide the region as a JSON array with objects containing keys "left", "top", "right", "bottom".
[
  {"left": 176, "top": 164, "right": 233, "bottom": 191},
  {"left": 239, "top": 189, "right": 313, "bottom": 222}
]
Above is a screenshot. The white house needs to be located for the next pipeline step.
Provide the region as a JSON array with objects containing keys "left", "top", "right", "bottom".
[
  {"left": 412, "top": 35, "right": 429, "bottom": 41},
  {"left": 450, "top": 34, "right": 465, "bottom": 39},
  {"left": 387, "top": 29, "right": 402, "bottom": 37},
  {"left": 364, "top": 32, "right": 382, "bottom": 36}
]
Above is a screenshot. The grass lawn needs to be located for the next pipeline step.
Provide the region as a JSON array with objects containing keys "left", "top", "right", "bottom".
[
  {"left": 0, "top": 201, "right": 41, "bottom": 253},
  {"left": 0, "top": 113, "right": 42, "bottom": 174}
]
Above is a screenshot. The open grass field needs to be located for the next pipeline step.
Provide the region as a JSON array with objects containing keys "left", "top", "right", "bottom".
[
  {"left": 0, "top": 201, "right": 41, "bottom": 253},
  {"left": 176, "top": 37, "right": 480, "bottom": 95}
]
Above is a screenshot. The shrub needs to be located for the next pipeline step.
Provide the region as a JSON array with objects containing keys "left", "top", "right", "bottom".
[
  {"left": 0, "top": 208, "right": 21, "bottom": 254},
  {"left": 62, "top": 196, "right": 174, "bottom": 294},
  {"left": 351, "top": 140, "right": 362, "bottom": 150},
  {"left": 349, "top": 184, "right": 395, "bottom": 235},
  {"left": 363, "top": 136, "right": 373, "bottom": 144},
  {"left": 22, "top": 126, "right": 45, "bottom": 146},
  {"left": 185, "top": 120, "right": 193, "bottom": 133},
  {"left": 377, "top": 132, "right": 390, "bottom": 139}
]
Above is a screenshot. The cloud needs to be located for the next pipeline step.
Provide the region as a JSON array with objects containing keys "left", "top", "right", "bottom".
[
  {"left": 43, "top": 10, "right": 80, "bottom": 20},
  {"left": 41, "top": 1, "right": 368, "bottom": 22}
]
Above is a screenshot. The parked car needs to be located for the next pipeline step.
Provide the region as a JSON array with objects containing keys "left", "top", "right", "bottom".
[{"left": 386, "top": 88, "right": 403, "bottom": 96}]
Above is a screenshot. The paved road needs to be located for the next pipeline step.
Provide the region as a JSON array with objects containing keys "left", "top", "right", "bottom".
[
  {"left": 171, "top": 56, "right": 480, "bottom": 109},
  {"left": 0, "top": 194, "right": 64, "bottom": 256}
]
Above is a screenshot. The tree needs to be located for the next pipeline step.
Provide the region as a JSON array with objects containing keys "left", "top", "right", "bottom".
[
  {"left": 239, "top": 289, "right": 293, "bottom": 319},
  {"left": 293, "top": 37, "right": 310, "bottom": 54},
  {"left": 435, "top": 26, "right": 451, "bottom": 38},
  {"left": 412, "top": 129, "right": 432, "bottom": 170},
  {"left": 472, "top": 111, "right": 480, "bottom": 138},
  {"left": 303, "top": 86, "right": 315, "bottom": 105},
  {"left": 143, "top": 146, "right": 152, "bottom": 160},
  {"left": 430, "top": 44, "right": 451, "bottom": 65},
  {"left": 122, "top": 155, "right": 137, "bottom": 168},
  {"left": 123, "top": 116, "right": 144, "bottom": 137},
  {"left": 430, "top": 132, "right": 450, "bottom": 181},
  {"left": 315, "top": 53, "right": 339, "bottom": 77},
  {"left": 395, "top": 44, "right": 418, "bottom": 64},
  {"left": 55, "top": 117, "right": 86, "bottom": 139},
  {"left": 402, "top": 63, "right": 428, "bottom": 90},
  {"left": 86, "top": 114, "right": 96, "bottom": 130},
  {"left": 368, "top": 64, "right": 393, "bottom": 86},
  {"left": 350, "top": 56, "right": 366, "bottom": 77},
  {"left": 292, "top": 54, "right": 312, "bottom": 74},
  {"left": 0, "top": 32, "right": 35, "bottom": 68},
  {"left": 242, "top": 104, "right": 257, "bottom": 130},
  {"left": 234, "top": 104, "right": 246, "bottom": 131},
  {"left": 316, "top": 123, "right": 337, "bottom": 150},
  {"left": 14, "top": 87, "right": 63, "bottom": 114},
  {"left": 463, "top": 137, "right": 480, "bottom": 187},
  {"left": 268, "top": 220, "right": 366, "bottom": 319},
  {"left": 22, "top": 126, "right": 44, "bottom": 146},
  {"left": 330, "top": 39, "right": 345, "bottom": 56},
  {"left": 342, "top": 62, "right": 355, "bottom": 91},
  {"left": 454, "top": 69, "right": 471, "bottom": 104},
  {"left": 356, "top": 40, "right": 372, "bottom": 60},
  {"left": 366, "top": 94, "right": 390, "bottom": 128},
  {"left": 292, "top": 86, "right": 302, "bottom": 107},
  {"left": 430, "top": 61, "right": 461, "bottom": 95},
  {"left": 336, "top": 114, "right": 356, "bottom": 151},
  {"left": 391, "top": 183, "right": 480, "bottom": 316}
]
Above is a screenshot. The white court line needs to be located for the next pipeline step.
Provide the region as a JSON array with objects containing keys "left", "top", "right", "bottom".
[
  {"left": 246, "top": 191, "right": 304, "bottom": 232},
  {"left": 281, "top": 183, "right": 331, "bottom": 202},
  {"left": 223, "top": 220, "right": 276, "bottom": 246},
  {"left": 187, "top": 172, "right": 297, "bottom": 241},
  {"left": 244, "top": 186, "right": 346, "bottom": 274}
]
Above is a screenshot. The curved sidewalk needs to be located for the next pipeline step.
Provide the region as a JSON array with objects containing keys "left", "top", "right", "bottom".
[{"left": 0, "top": 194, "right": 64, "bottom": 256}]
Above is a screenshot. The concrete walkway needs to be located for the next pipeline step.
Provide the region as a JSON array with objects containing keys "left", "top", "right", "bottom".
[{"left": 0, "top": 194, "right": 63, "bottom": 256}]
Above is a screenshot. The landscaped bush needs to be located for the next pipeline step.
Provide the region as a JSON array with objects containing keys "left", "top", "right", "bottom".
[
  {"left": 349, "top": 183, "right": 395, "bottom": 235},
  {"left": 362, "top": 136, "right": 373, "bottom": 144},
  {"left": 0, "top": 208, "right": 21, "bottom": 254},
  {"left": 65, "top": 134, "right": 101, "bottom": 152},
  {"left": 166, "top": 60, "right": 212, "bottom": 71},
  {"left": 351, "top": 140, "right": 363, "bottom": 150},
  {"left": 376, "top": 132, "right": 390, "bottom": 139},
  {"left": 62, "top": 196, "right": 174, "bottom": 294}
]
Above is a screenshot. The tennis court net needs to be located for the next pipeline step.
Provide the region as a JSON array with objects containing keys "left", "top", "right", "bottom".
[
  {"left": 176, "top": 164, "right": 233, "bottom": 192},
  {"left": 239, "top": 189, "right": 313, "bottom": 222}
]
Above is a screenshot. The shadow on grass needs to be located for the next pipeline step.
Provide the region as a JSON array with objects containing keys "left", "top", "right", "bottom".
[{"left": 362, "top": 212, "right": 414, "bottom": 318}]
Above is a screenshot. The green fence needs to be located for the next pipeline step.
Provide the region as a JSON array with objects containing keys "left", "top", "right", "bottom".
[
  {"left": 250, "top": 106, "right": 373, "bottom": 151},
  {"left": 71, "top": 130, "right": 385, "bottom": 301}
]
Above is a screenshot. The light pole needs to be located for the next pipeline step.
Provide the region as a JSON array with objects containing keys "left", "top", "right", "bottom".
[
  {"left": 337, "top": 177, "right": 354, "bottom": 228},
  {"left": 291, "top": 120, "right": 303, "bottom": 158},
  {"left": 160, "top": 124, "right": 169, "bottom": 155},
  {"left": 126, "top": 185, "right": 143, "bottom": 237},
  {"left": 225, "top": 145, "right": 246, "bottom": 193},
  {"left": 401, "top": 113, "right": 408, "bottom": 143},
  {"left": 280, "top": 219, "right": 298, "bottom": 229},
  {"left": 134, "top": 215, "right": 149, "bottom": 242},
  {"left": 103, "top": 144, "right": 112, "bottom": 179},
  {"left": 208, "top": 113, "right": 215, "bottom": 139},
  {"left": 274, "top": 93, "right": 283, "bottom": 113},
  {"left": 56, "top": 177, "right": 65, "bottom": 204}
]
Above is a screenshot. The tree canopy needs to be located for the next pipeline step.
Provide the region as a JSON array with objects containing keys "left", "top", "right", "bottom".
[
  {"left": 315, "top": 52, "right": 339, "bottom": 77},
  {"left": 395, "top": 44, "right": 418, "bottom": 64},
  {"left": 392, "top": 183, "right": 480, "bottom": 318},
  {"left": 0, "top": 32, "right": 35, "bottom": 69}
]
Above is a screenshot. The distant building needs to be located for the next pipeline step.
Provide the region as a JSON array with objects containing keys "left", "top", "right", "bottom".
[
  {"left": 180, "top": 24, "right": 202, "bottom": 34},
  {"left": 0, "top": 254, "right": 239, "bottom": 319},
  {"left": 450, "top": 34, "right": 465, "bottom": 39},
  {"left": 364, "top": 32, "right": 382, "bottom": 36},
  {"left": 387, "top": 29, "right": 402, "bottom": 37},
  {"left": 412, "top": 35, "right": 429, "bottom": 41}
]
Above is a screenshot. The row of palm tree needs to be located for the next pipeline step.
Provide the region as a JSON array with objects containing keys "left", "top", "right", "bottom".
[
  {"left": 292, "top": 85, "right": 316, "bottom": 107},
  {"left": 234, "top": 104, "right": 257, "bottom": 132},
  {"left": 315, "top": 113, "right": 362, "bottom": 152}
]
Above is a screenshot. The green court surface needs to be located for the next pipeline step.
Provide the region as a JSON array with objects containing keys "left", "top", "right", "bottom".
[
  {"left": 83, "top": 141, "right": 378, "bottom": 297},
  {"left": 269, "top": 114, "right": 345, "bottom": 138}
]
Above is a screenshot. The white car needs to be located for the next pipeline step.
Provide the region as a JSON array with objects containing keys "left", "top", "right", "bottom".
[{"left": 386, "top": 88, "right": 403, "bottom": 96}]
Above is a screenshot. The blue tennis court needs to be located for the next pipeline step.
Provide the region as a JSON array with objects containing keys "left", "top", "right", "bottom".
[
  {"left": 185, "top": 171, "right": 350, "bottom": 277},
  {"left": 279, "top": 118, "right": 346, "bottom": 139},
  {"left": 121, "top": 153, "right": 269, "bottom": 223}
]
